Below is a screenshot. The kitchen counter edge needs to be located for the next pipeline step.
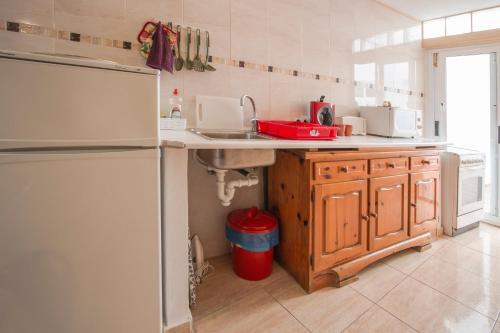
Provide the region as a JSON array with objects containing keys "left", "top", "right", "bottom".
[{"left": 160, "top": 130, "right": 447, "bottom": 149}]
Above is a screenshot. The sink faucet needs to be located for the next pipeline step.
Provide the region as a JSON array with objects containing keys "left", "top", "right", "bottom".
[{"left": 240, "top": 94, "right": 257, "bottom": 132}]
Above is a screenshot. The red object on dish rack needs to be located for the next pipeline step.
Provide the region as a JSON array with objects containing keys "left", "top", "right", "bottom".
[{"left": 257, "top": 120, "right": 337, "bottom": 140}]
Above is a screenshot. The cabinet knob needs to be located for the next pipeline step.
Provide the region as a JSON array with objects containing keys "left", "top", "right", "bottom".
[
  {"left": 340, "top": 166, "right": 349, "bottom": 173},
  {"left": 361, "top": 215, "right": 369, "bottom": 221},
  {"left": 411, "top": 203, "right": 417, "bottom": 207},
  {"left": 387, "top": 163, "right": 396, "bottom": 168},
  {"left": 421, "top": 160, "right": 431, "bottom": 165},
  {"left": 370, "top": 212, "right": 378, "bottom": 218}
]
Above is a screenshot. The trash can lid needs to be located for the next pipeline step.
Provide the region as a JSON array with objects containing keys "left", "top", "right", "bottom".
[{"left": 227, "top": 207, "right": 277, "bottom": 233}]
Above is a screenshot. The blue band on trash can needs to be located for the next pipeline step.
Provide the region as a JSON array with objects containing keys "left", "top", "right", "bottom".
[{"left": 225, "top": 225, "right": 279, "bottom": 252}]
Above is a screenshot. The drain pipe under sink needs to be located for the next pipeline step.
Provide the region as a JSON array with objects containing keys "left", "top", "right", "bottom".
[{"left": 208, "top": 167, "right": 259, "bottom": 206}]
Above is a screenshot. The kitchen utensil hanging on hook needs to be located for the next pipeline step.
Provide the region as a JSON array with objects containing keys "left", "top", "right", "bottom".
[
  {"left": 204, "top": 31, "right": 216, "bottom": 72},
  {"left": 185, "top": 27, "right": 194, "bottom": 70},
  {"left": 193, "top": 29, "right": 205, "bottom": 72},
  {"left": 174, "top": 25, "right": 184, "bottom": 71}
]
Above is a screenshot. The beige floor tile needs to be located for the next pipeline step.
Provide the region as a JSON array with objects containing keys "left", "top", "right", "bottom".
[
  {"left": 379, "top": 277, "right": 494, "bottom": 333},
  {"left": 192, "top": 256, "right": 288, "bottom": 320},
  {"left": 265, "top": 274, "right": 373, "bottom": 332},
  {"left": 343, "top": 305, "right": 417, "bottom": 333},
  {"left": 194, "top": 289, "right": 307, "bottom": 333},
  {"left": 433, "top": 241, "right": 500, "bottom": 283},
  {"left": 451, "top": 223, "right": 500, "bottom": 246},
  {"left": 412, "top": 257, "right": 500, "bottom": 319},
  {"left": 466, "top": 239, "right": 500, "bottom": 258},
  {"left": 425, "top": 236, "right": 452, "bottom": 255},
  {"left": 382, "top": 248, "right": 431, "bottom": 274},
  {"left": 464, "top": 229, "right": 500, "bottom": 258},
  {"left": 350, "top": 262, "right": 406, "bottom": 302}
]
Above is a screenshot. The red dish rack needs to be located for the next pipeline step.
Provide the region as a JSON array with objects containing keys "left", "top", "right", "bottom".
[{"left": 257, "top": 120, "right": 337, "bottom": 140}]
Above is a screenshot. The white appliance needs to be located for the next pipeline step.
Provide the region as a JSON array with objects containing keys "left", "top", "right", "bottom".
[
  {"left": 441, "top": 147, "right": 486, "bottom": 236},
  {"left": 0, "top": 51, "right": 162, "bottom": 333},
  {"left": 335, "top": 116, "right": 367, "bottom": 135},
  {"left": 359, "top": 106, "right": 422, "bottom": 138}
]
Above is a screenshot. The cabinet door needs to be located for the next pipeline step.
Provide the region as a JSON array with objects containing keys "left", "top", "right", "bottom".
[
  {"left": 410, "top": 171, "right": 440, "bottom": 237},
  {"left": 369, "top": 175, "right": 409, "bottom": 251},
  {"left": 313, "top": 180, "right": 368, "bottom": 272}
]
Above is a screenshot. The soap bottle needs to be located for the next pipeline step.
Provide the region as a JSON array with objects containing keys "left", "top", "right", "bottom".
[{"left": 169, "top": 88, "right": 183, "bottom": 118}]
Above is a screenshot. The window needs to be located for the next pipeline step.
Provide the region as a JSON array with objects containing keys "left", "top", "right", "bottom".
[
  {"left": 423, "top": 19, "right": 445, "bottom": 39},
  {"left": 446, "top": 13, "right": 471, "bottom": 36},
  {"left": 422, "top": 6, "right": 500, "bottom": 40},
  {"left": 473, "top": 7, "right": 500, "bottom": 32}
]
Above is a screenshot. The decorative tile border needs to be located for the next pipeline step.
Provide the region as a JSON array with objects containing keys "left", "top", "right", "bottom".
[
  {"left": 210, "top": 55, "right": 423, "bottom": 98},
  {"left": 1, "top": 20, "right": 423, "bottom": 98},
  {"left": 0, "top": 20, "right": 140, "bottom": 51}
]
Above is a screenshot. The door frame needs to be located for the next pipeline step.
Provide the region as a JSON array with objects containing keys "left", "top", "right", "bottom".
[{"left": 426, "top": 45, "right": 500, "bottom": 225}]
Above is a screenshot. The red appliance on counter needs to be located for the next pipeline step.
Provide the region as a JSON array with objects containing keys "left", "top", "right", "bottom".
[
  {"left": 310, "top": 95, "right": 335, "bottom": 126},
  {"left": 257, "top": 120, "right": 337, "bottom": 140},
  {"left": 226, "top": 207, "right": 279, "bottom": 281}
]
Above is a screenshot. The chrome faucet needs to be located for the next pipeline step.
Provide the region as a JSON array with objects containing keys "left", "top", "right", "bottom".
[{"left": 240, "top": 94, "right": 257, "bottom": 132}]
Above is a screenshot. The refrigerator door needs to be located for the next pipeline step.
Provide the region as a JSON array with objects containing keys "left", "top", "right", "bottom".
[
  {"left": 0, "top": 148, "right": 162, "bottom": 333},
  {"left": 0, "top": 53, "right": 159, "bottom": 149}
]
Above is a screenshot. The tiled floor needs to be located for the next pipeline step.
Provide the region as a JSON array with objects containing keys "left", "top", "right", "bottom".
[{"left": 192, "top": 223, "right": 500, "bottom": 333}]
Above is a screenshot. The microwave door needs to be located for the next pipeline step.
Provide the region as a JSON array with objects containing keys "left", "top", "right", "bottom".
[{"left": 393, "top": 110, "right": 418, "bottom": 138}]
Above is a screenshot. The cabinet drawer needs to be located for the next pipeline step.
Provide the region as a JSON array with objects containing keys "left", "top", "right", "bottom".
[
  {"left": 410, "top": 155, "right": 440, "bottom": 172},
  {"left": 370, "top": 157, "right": 409, "bottom": 177},
  {"left": 314, "top": 160, "right": 368, "bottom": 182}
]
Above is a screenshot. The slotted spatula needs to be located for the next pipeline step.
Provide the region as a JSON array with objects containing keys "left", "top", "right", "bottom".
[
  {"left": 204, "top": 31, "right": 216, "bottom": 72},
  {"left": 193, "top": 29, "right": 205, "bottom": 72},
  {"left": 185, "top": 27, "right": 194, "bottom": 70},
  {"left": 174, "top": 25, "right": 183, "bottom": 71}
]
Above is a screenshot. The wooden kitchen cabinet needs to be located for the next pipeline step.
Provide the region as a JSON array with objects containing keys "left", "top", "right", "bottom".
[
  {"left": 409, "top": 171, "right": 440, "bottom": 237},
  {"left": 369, "top": 174, "right": 409, "bottom": 251},
  {"left": 313, "top": 180, "right": 368, "bottom": 272},
  {"left": 268, "top": 148, "right": 442, "bottom": 293}
]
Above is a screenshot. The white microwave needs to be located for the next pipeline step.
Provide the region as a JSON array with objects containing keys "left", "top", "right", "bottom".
[{"left": 359, "top": 106, "right": 422, "bottom": 138}]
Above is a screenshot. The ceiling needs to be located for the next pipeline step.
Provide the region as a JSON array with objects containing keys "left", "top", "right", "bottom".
[{"left": 377, "top": 0, "right": 500, "bottom": 21}]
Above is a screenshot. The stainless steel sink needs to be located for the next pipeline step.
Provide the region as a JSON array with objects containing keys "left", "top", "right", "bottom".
[
  {"left": 190, "top": 129, "right": 272, "bottom": 140},
  {"left": 195, "top": 149, "right": 275, "bottom": 169},
  {"left": 190, "top": 130, "right": 276, "bottom": 169}
]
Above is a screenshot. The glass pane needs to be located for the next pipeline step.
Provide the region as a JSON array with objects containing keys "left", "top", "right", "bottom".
[
  {"left": 473, "top": 7, "right": 500, "bottom": 32},
  {"left": 446, "top": 54, "right": 494, "bottom": 215},
  {"left": 423, "top": 19, "right": 445, "bottom": 39},
  {"left": 446, "top": 13, "right": 471, "bottom": 36},
  {"left": 461, "top": 177, "right": 483, "bottom": 205}
]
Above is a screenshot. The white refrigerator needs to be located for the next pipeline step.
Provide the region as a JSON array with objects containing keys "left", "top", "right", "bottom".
[{"left": 0, "top": 51, "right": 162, "bottom": 333}]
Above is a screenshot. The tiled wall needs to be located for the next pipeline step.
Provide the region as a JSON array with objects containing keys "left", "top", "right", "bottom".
[{"left": 0, "top": 0, "right": 425, "bottom": 258}]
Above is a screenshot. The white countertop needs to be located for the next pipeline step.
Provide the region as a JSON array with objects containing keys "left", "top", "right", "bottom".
[{"left": 160, "top": 130, "right": 447, "bottom": 149}]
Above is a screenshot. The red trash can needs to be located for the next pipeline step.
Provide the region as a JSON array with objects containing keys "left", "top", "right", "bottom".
[{"left": 226, "top": 207, "right": 279, "bottom": 281}]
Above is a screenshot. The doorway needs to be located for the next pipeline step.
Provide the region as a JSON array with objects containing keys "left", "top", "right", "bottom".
[{"left": 434, "top": 49, "right": 500, "bottom": 225}]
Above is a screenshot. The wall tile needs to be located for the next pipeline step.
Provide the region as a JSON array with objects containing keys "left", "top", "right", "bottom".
[
  {"left": 0, "top": 30, "right": 55, "bottom": 53},
  {"left": 0, "top": 0, "right": 54, "bottom": 27},
  {"left": 125, "top": 0, "right": 182, "bottom": 22},
  {"left": 269, "top": 73, "right": 305, "bottom": 120},
  {"left": 230, "top": 0, "right": 268, "bottom": 65},
  {"left": 183, "top": 0, "right": 230, "bottom": 28},
  {"left": 229, "top": 67, "right": 270, "bottom": 121},
  {"left": 55, "top": 0, "right": 125, "bottom": 19},
  {"left": 267, "top": 0, "right": 302, "bottom": 70}
]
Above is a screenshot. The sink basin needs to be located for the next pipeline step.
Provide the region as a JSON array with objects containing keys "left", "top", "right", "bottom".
[
  {"left": 195, "top": 149, "right": 276, "bottom": 169},
  {"left": 190, "top": 129, "right": 272, "bottom": 140},
  {"left": 190, "top": 130, "right": 275, "bottom": 169}
]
